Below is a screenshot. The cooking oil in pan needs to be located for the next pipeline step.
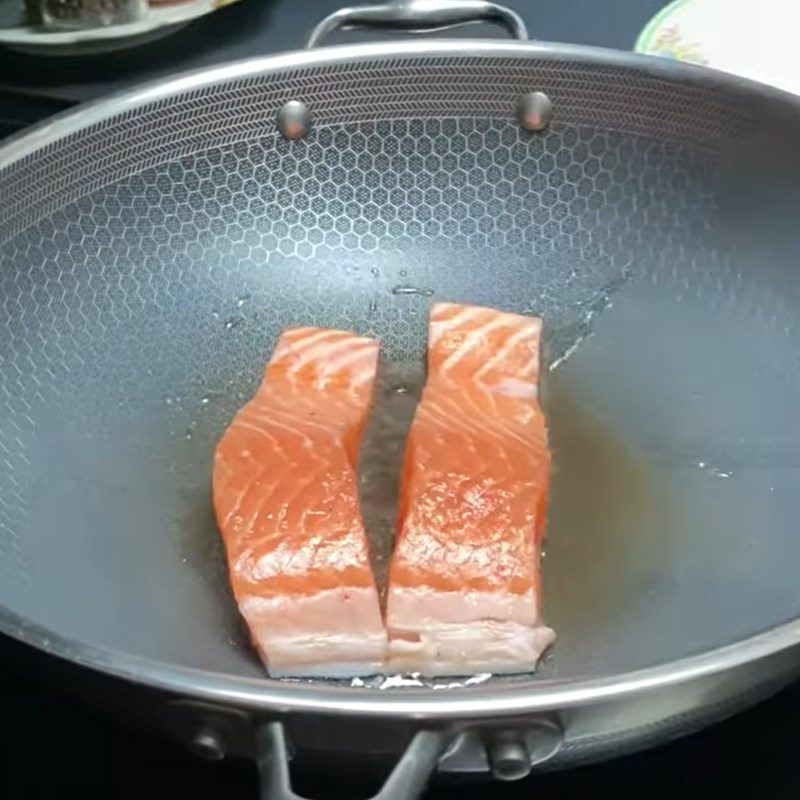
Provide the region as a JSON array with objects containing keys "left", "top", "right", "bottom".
[
  {"left": 541, "top": 370, "right": 670, "bottom": 676},
  {"left": 174, "top": 484, "right": 250, "bottom": 650},
  {"left": 172, "top": 350, "right": 668, "bottom": 686},
  {"left": 358, "top": 360, "right": 668, "bottom": 686}
]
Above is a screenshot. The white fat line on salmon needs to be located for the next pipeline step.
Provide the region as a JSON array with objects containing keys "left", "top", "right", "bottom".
[
  {"left": 276, "top": 455, "right": 342, "bottom": 524},
  {"left": 236, "top": 412, "right": 297, "bottom": 455},
  {"left": 428, "top": 305, "right": 485, "bottom": 347},
  {"left": 457, "top": 388, "right": 543, "bottom": 450},
  {"left": 230, "top": 474, "right": 286, "bottom": 560},
  {"left": 492, "top": 379, "right": 538, "bottom": 398},
  {"left": 269, "top": 330, "right": 338, "bottom": 372},
  {"left": 232, "top": 460, "right": 330, "bottom": 578},
  {"left": 234, "top": 408, "right": 361, "bottom": 535},
  {"left": 277, "top": 327, "right": 337, "bottom": 352},
  {"left": 416, "top": 398, "right": 516, "bottom": 476},
  {"left": 472, "top": 322, "right": 540, "bottom": 384},
  {"left": 214, "top": 455, "right": 235, "bottom": 480},
  {"left": 231, "top": 416, "right": 325, "bottom": 483},
  {"left": 419, "top": 399, "right": 510, "bottom": 472},
  {"left": 424, "top": 388, "right": 536, "bottom": 456},
  {"left": 282, "top": 327, "right": 374, "bottom": 352},
  {"left": 248, "top": 433, "right": 331, "bottom": 517},
  {"left": 319, "top": 344, "right": 378, "bottom": 388},
  {"left": 241, "top": 407, "right": 330, "bottom": 456},
  {"left": 225, "top": 466, "right": 291, "bottom": 539},
  {"left": 248, "top": 402, "right": 350, "bottom": 447},
  {"left": 436, "top": 316, "right": 515, "bottom": 378},
  {"left": 273, "top": 328, "right": 344, "bottom": 366},
  {"left": 220, "top": 461, "right": 270, "bottom": 529},
  {"left": 348, "top": 367, "right": 379, "bottom": 391},
  {"left": 279, "top": 326, "right": 319, "bottom": 340},
  {"left": 285, "top": 335, "right": 369, "bottom": 381},
  {"left": 430, "top": 302, "right": 479, "bottom": 327},
  {"left": 519, "top": 350, "right": 542, "bottom": 386}
]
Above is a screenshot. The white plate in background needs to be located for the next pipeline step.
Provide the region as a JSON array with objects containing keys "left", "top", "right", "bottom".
[{"left": 635, "top": 0, "right": 800, "bottom": 96}]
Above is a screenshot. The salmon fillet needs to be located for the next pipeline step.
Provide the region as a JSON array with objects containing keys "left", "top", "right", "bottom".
[
  {"left": 213, "top": 327, "right": 387, "bottom": 677},
  {"left": 386, "top": 303, "right": 555, "bottom": 675}
]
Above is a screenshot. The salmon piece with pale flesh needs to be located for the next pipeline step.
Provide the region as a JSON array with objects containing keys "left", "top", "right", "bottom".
[
  {"left": 213, "top": 327, "right": 387, "bottom": 677},
  {"left": 386, "top": 303, "right": 555, "bottom": 675}
]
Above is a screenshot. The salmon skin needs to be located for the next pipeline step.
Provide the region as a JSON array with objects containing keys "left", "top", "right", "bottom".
[
  {"left": 213, "top": 327, "right": 387, "bottom": 677},
  {"left": 386, "top": 303, "right": 555, "bottom": 675}
]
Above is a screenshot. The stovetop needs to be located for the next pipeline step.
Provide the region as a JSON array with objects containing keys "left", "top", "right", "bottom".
[{"left": 2, "top": 1, "right": 798, "bottom": 796}]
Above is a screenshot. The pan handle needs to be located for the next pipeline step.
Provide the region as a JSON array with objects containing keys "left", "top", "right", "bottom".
[
  {"left": 256, "top": 721, "right": 453, "bottom": 800},
  {"left": 306, "top": 0, "right": 528, "bottom": 48}
]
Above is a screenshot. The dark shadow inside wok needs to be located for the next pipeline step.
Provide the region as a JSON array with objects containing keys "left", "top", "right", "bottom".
[{"left": 1, "top": 47, "right": 800, "bottom": 690}]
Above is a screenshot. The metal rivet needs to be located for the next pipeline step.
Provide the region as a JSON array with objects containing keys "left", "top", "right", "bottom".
[
  {"left": 487, "top": 736, "right": 532, "bottom": 782},
  {"left": 277, "top": 100, "right": 311, "bottom": 140},
  {"left": 526, "top": 718, "right": 563, "bottom": 766},
  {"left": 189, "top": 728, "right": 226, "bottom": 761},
  {"left": 518, "top": 91, "right": 553, "bottom": 131}
]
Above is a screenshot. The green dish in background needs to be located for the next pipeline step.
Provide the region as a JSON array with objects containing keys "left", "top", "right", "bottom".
[{"left": 634, "top": 0, "right": 799, "bottom": 95}]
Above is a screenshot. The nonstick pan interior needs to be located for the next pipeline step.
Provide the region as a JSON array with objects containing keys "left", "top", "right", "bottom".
[{"left": 1, "top": 46, "right": 800, "bottom": 691}]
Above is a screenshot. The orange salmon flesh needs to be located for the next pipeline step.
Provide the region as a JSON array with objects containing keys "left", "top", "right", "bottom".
[
  {"left": 212, "top": 327, "right": 387, "bottom": 677},
  {"left": 386, "top": 303, "right": 554, "bottom": 674},
  {"left": 213, "top": 306, "right": 554, "bottom": 678}
]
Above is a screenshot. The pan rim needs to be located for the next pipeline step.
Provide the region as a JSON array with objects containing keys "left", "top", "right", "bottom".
[
  {"left": 3, "top": 603, "right": 800, "bottom": 717},
  {"left": 2, "top": 38, "right": 800, "bottom": 717},
  {"left": 2, "top": 37, "right": 800, "bottom": 171}
]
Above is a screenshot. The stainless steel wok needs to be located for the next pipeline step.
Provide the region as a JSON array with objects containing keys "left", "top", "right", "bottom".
[{"left": 3, "top": 1, "right": 800, "bottom": 796}]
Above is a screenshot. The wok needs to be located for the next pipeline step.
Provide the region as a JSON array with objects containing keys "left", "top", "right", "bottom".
[{"left": 2, "top": 1, "right": 800, "bottom": 796}]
